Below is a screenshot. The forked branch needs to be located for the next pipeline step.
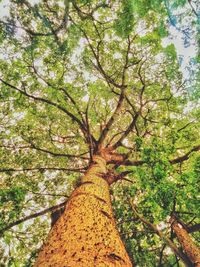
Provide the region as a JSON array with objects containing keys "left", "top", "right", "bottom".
[{"left": 130, "top": 202, "right": 192, "bottom": 266}]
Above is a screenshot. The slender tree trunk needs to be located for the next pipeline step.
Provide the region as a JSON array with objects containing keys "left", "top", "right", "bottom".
[
  {"left": 171, "top": 215, "right": 200, "bottom": 267},
  {"left": 34, "top": 155, "right": 132, "bottom": 266}
]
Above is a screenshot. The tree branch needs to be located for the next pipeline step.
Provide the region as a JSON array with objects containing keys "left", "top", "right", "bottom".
[
  {"left": 0, "top": 143, "right": 89, "bottom": 159},
  {"left": 114, "top": 144, "right": 200, "bottom": 166},
  {"left": 0, "top": 200, "right": 68, "bottom": 236},
  {"left": 29, "top": 142, "right": 89, "bottom": 159},
  {"left": 0, "top": 78, "right": 88, "bottom": 137},
  {"left": 113, "top": 113, "right": 139, "bottom": 149},
  {"left": 81, "top": 28, "right": 125, "bottom": 89},
  {"left": 177, "top": 121, "right": 195, "bottom": 132},
  {"left": 98, "top": 92, "right": 125, "bottom": 147},
  {"left": 188, "top": 224, "right": 200, "bottom": 234},
  {"left": 0, "top": 167, "right": 86, "bottom": 173},
  {"left": 130, "top": 202, "right": 192, "bottom": 267},
  {"left": 170, "top": 214, "right": 200, "bottom": 266},
  {"left": 170, "top": 145, "right": 200, "bottom": 164},
  {"left": 14, "top": 0, "right": 69, "bottom": 38},
  {"left": 85, "top": 97, "right": 95, "bottom": 159},
  {"left": 188, "top": 0, "right": 198, "bottom": 17},
  {"left": 28, "top": 58, "right": 96, "bottom": 146}
]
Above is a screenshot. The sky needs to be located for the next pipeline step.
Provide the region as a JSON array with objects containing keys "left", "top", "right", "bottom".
[
  {"left": 0, "top": 0, "right": 198, "bottom": 81},
  {"left": 0, "top": 0, "right": 198, "bottom": 261}
]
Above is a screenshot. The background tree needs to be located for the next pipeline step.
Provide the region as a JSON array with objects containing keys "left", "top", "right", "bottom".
[{"left": 0, "top": 0, "right": 199, "bottom": 266}]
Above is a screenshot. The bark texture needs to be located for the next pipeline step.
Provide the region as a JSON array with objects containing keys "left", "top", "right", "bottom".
[
  {"left": 34, "top": 155, "right": 132, "bottom": 266},
  {"left": 171, "top": 215, "right": 200, "bottom": 267}
]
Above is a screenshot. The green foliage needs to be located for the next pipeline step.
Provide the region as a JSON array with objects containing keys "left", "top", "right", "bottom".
[
  {"left": 134, "top": 136, "right": 143, "bottom": 151},
  {"left": 164, "top": 44, "right": 177, "bottom": 61},
  {"left": 194, "top": 155, "right": 200, "bottom": 174},
  {"left": 0, "top": 0, "right": 199, "bottom": 265},
  {"left": 0, "top": 187, "right": 26, "bottom": 229},
  {"left": 114, "top": 0, "right": 135, "bottom": 37},
  {"left": 157, "top": 20, "right": 169, "bottom": 37},
  {"left": 0, "top": 187, "right": 26, "bottom": 204},
  {"left": 171, "top": 0, "right": 187, "bottom": 8}
]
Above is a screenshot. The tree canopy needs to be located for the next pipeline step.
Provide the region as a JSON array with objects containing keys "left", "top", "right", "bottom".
[{"left": 0, "top": 0, "right": 199, "bottom": 266}]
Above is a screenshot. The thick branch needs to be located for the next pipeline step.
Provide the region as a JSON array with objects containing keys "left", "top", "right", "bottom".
[
  {"left": 188, "top": 224, "right": 200, "bottom": 234},
  {"left": 170, "top": 145, "right": 200, "bottom": 164},
  {"left": 170, "top": 216, "right": 200, "bottom": 233},
  {"left": 170, "top": 215, "right": 200, "bottom": 266},
  {"left": 130, "top": 202, "right": 192, "bottom": 267},
  {"left": 85, "top": 98, "right": 95, "bottom": 159},
  {"left": 115, "top": 144, "right": 200, "bottom": 166}
]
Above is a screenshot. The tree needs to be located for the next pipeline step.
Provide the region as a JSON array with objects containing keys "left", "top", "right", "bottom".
[
  {"left": 0, "top": 0, "right": 199, "bottom": 266},
  {"left": 170, "top": 214, "right": 200, "bottom": 266}
]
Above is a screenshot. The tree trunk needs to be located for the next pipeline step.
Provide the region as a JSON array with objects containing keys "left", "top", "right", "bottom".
[
  {"left": 171, "top": 215, "right": 200, "bottom": 267},
  {"left": 34, "top": 155, "right": 132, "bottom": 266}
]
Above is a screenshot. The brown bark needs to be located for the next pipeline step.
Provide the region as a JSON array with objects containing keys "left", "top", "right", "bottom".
[
  {"left": 171, "top": 215, "right": 200, "bottom": 267},
  {"left": 130, "top": 203, "right": 192, "bottom": 267},
  {"left": 188, "top": 224, "right": 200, "bottom": 234},
  {"left": 34, "top": 155, "right": 132, "bottom": 266}
]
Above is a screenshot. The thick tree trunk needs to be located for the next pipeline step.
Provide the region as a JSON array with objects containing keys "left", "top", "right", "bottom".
[
  {"left": 34, "top": 155, "right": 132, "bottom": 266},
  {"left": 171, "top": 215, "right": 200, "bottom": 267}
]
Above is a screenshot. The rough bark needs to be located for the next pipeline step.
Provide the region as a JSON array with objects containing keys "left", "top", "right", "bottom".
[
  {"left": 130, "top": 203, "right": 192, "bottom": 267},
  {"left": 50, "top": 207, "right": 65, "bottom": 228},
  {"left": 34, "top": 155, "right": 132, "bottom": 267},
  {"left": 171, "top": 215, "right": 200, "bottom": 267}
]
